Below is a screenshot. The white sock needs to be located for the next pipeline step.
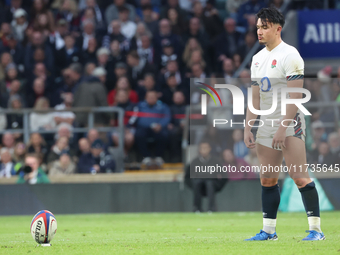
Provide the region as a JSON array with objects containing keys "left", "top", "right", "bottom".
[
  {"left": 263, "top": 218, "right": 276, "bottom": 234},
  {"left": 308, "top": 216, "right": 322, "bottom": 232}
]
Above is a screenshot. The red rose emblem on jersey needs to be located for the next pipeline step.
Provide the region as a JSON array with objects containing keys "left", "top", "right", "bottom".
[{"left": 271, "top": 59, "right": 277, "bottom": 68}]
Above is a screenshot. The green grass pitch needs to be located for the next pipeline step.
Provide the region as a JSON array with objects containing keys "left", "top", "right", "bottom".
[{"left": 0, "top": 211, "right": 339, "bottom": 255}]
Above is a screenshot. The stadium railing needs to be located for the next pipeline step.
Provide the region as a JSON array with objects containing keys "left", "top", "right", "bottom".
[{"left": 0, "top": 107, "right": 125, "bottom": 172}]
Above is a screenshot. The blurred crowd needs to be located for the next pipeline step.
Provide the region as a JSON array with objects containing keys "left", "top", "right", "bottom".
[{"left": 0, "top": 0, "right": 339, "bottom": 181}]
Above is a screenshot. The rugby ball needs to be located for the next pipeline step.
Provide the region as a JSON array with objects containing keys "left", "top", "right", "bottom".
[{"left": 30, "top": 210, "right": 57, "bottom": 244}]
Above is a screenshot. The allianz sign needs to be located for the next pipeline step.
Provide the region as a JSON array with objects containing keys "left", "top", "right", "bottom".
[{"left": 303, "top": 23, "right": 340, "bottom": 43}]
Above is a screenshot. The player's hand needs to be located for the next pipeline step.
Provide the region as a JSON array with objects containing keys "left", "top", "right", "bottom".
[
  {"left": 244, "top": 130, "right": 256, "bottom": 149},
  {"left": 272, "top": 127, "right": 286, "bottom": 150}
]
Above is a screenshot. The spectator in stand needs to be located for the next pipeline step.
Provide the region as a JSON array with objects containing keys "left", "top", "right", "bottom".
[
  {"left": 3, "top": 0, "right": 25, "bottom": 23},
  {"left": 184, "top": 141, "right": 226, "bottom": 212},
  {"left": 106, "top": 60, "right": 127, "bottom": 92},
  {"left": 26, "top": 133, "right": 48, "bottom": 162},
  {"left": 6, "top": 95, "right": 24, "bottom": 141},
  {"left": 87, "top": 128, "right": 99, "bottom": 145},
  {"left": 310, "top": 120, "right": 328, "bottom": 152},
  {"left": 328, "top": 132, "right": 340, "bottom": 162},
  {"left": 157, "top": 39, "right": 179, "bottom": 71},
  {"left": 55, "top": 122, "right": 73, "bottom": 141},
  {"left": 130, "top": 22, "right": 150, "bottom": 50},
  {"left": 136, "top": 0, "right": 159, "bottom": 21},
  {"left": 84, "top": 62, "right": 96, "bottom": 77},
  {"left": 183, "top": 18, "right": 209, "bottom": 49},
  {"left": 0, "top": 52, "right": 13, "bottom": 84},
  {"left": 232, "top": 129, "right": 249, "bottom": 159},
  {"left": 102, "top": 20, "right": 129, "bottom": 50},
  {"left": 48, "top": 20, "right": 70, "bottom": 76},
  {"left": 107, "top": 76, "right": 138, "bottom": 106},
  {"left": 166, "top": 8, "right": 187, "bottom": 36},
  {"left": 158, "top": 59, "right": 182, "bottom": 90},
  {"left": 76, "top": 19, "right": 103, "bottom": 51},
  {"left": 168, "top": 91, "right": 186, "bottom": 162},
  {"left": 237, "top": 0, "right": 267, "bottom": 31},
  {"left": 49, "top": 150, "right": 76, "bottom": 176},
  {"left": 0, "top": 34, "right": 25, "bottom": 73},
  {"left": 105, "top": 0, "right": 136, "bottom": 25},
  {"left": 0, "top": 23, "right": 12, "bottom": 46},
  {"left": 78, "top": 137, "right": 91, "bottom": 157},
  {"left": 80, "top": 1, "right": 106, "bottom": 33},
  {"left": 1, "top": 132, "right": 16, "bottom": 156},
  {"left": 77, "top": 139, "right": 116, "bottom": 173},
  {"left": 153, "top": 19, "right": 181, "bottom": 58},
  {"left": 111, "top": 89, "right": 136, "bottom": 154},
  {"left": 191, "top": 1, "right": 223, "bottom": 41},
  {"left": 59, "top": 63, "right": 83, "bottom": 96},
  {"left": 30, "top": 97, "right": 56, "bottom": 132},
  {"left": 219, "top": 58, "right": 235, "bottom": 84},
  {"left": 185, "top": 49, "right": 208, "bottom": 75},
  {"left": 182, "top": 37, "right": 207, "bottom": 71},
  {"left": 126, "top": 50, "right": 155, "bottom": 89},
  {"left": 47, "top": 136, "right": 74, "bottom": 164},
  {"left": 191, "top": 63, "right": 207, "bottom": 80},
  {"left": 141, "top": 4, "right": 159, "bottom": 36},
  {"left": 32, "top": 12, "right": 55, "bottom": 37},
  {"left": 17, "top": 153, "right": 50, "bottom": 184},
  {"left": 53, "top": 92, "right": 75, "bottom": 126},
  {"left": 226, "top": 0, "right": 247, "bottom": 20},
  {"left": 24, "top": 31, "right": 54, "bottom": 75},
  {"left": 214, "top": 18, "right": 243, "bottom": 70},
  {"left": 160, "top": 0, "right": 187, "bottom": 20},
  {"left": 134, "top": 90, "right": 170, "bottom": 160},
  {"left": 10, "top": 8, "right": 29, "bottom": 43},
  {"left": 54, "top": 0, "right": 81, "bottom": 32},
  {"left": 0, "top": 148, "right": 15, "bottom": 178},
  {"left": 134, "top": 33, "right": 155, "bottom": 66},
  {"left": 237, "top": 31, "right": 257, "bottom": 63},
  {"left": 237, "top": 69, "right": 251, "bottom": 98},
  {"left": 160, "top": 73, "right": 185, "bottom": 106},
  {"left": 136, "top": 73, "right": 158, "bottom": 100},
  {"left": 62, "top": 33, "right": 82, "bottom": 67},
  {"left": 1, "top": 79, "right": 23, "bottom": 108},
  {"left": 223, "top": 148, "right": 255, "bottom": 180},
  {"left": 30, "top": 0, "right": 55, "bottom": 26},
  {"left": 232, "top": 53, "right": 242, "bottom": 69},
  {"left": 82, "top": 37, "right": 98, "bottom": 64},
  {"left": 96, "top": 47, "right": 110, "bottom": 70},
  {"left": 12, "top": 142, "right": 26, "bottom": 174},
  {"left": 3, "top": 64, "right": 20, "bottom": 95},
  {"left": 118, "top": 6, "right": 137, "bottom": 40},
  {"left": 26, "top": 77, "right": 50, "bottom": 108},
  {"left": 91, "top": 66, "right": 106, "bottom": 84},
  {"left": 73, "top": 69, "right": 108, "bottom": 127},
  {"left": 310, "top": 142, "right": 335, "bottom": 168}
]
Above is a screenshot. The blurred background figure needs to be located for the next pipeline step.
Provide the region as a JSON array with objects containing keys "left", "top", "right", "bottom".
[
  {"left": 0, "top": 148, "right": 15, "bottom": 178},
  {"left": 185, "top": 141, "right": 226, "bottom": 212},
  {"left": 77, "top": 139, "right": 115, "bottom": 173},
  {"left": 17, "top": 153, "right": 50, "bottom": 184},
  {"left": 49, "top": 150, "right": 76, "bottom": 176}
]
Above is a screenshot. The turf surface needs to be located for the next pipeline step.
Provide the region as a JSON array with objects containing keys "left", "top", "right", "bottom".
[{"left": 0, "top": 211, "right": 339, "bottom": 254}]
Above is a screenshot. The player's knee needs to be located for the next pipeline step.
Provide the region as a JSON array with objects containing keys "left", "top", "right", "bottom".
[
  {"left": 293, "top": 178, "right": 309, "bottom": 188},
  {"left": 260, "top": 178, "right": 278, "bottom": 187}
]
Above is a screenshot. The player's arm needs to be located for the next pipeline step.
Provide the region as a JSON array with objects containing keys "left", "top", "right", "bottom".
[
  {"left": 272, "top": 52, "right": 304, "bottom": 149},
  {"left": 244, "top": 84, "right": 260, "bottom": 149}
]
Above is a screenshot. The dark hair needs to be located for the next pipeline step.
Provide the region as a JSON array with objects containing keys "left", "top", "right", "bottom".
[
  {"left": 256, "top": 7, "right": 285, "bottom": 28},
  {"left": 118, "top": 6, "right": 129, "bottom": 13},
  {"left": 127, "top": 50, "right": 139, "bottom": 60}
]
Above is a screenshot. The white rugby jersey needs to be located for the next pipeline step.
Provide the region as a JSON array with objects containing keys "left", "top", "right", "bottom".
[{"left": 250, "top": 41, "right": 304, "bottom": 119}]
